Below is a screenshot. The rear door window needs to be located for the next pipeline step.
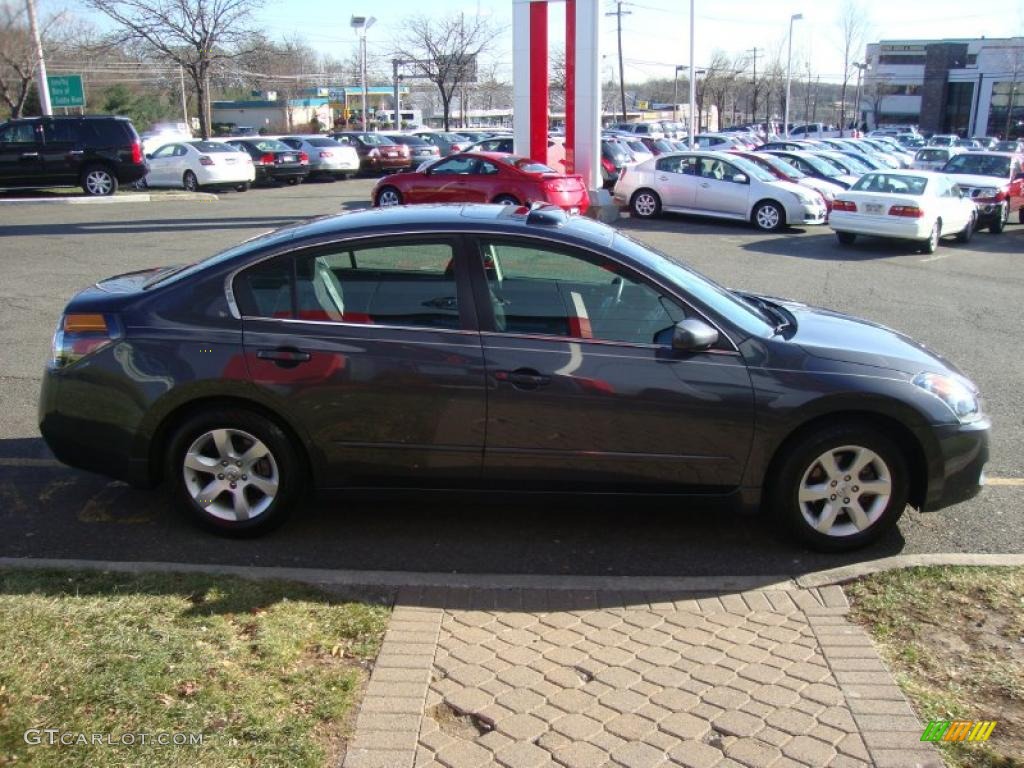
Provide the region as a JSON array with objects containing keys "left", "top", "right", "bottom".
[{"left": 43, "top": 120, "right": 78, "bottom": 144}]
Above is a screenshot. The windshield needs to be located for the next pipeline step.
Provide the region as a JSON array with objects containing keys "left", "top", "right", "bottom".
[
  {"left": 799, "top": 153, "right": 844, "bottom": 175},
  {"left": 851, "top": 173, "right": 929, "bottom": 195},
  {"left": 612, "top": 232, "right": 774, "bottom": 338},
  {"left": 756, "top": 153, "right": 806, "bottom": 178},
  {"left": 942, "top": 153, "right": 1011, "bottom": 177},
  {"left": 916, "top": 149, "right": 949, "bottom": 162}
]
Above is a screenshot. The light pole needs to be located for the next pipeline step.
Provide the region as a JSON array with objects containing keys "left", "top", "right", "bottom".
[
  {"left": 688, "top": 0, "right": 696, "bottom": 147},
  {"left": 25, "top": 0, "right": 51, "bottom": 115},
  {"left": 673, "top": 65, "right": 684, "bottom": 122},
  {"left": 351, "top": 15, "right": 377, "bottom": 131},
  {"left": 783, "top": 12, "right": 803, "bottom": 137},
  {"left": 852, "top": 62, "right": 867, "bottom": 134}
]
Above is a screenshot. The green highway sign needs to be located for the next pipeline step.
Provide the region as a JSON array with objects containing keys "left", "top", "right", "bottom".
[{"left": 47, "top": 75, "right": 85, "bottom": 108}]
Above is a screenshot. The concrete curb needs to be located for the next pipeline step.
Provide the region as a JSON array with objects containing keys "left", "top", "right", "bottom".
[
  {"left": 0, "top": 192, "right": 218, "bottom": 205},
  {"left": 0, "top": 553, "right": 1020, "bottom": 592},
  {"left": 793, "top": 552, "right": 1024, "bottom": 588}
]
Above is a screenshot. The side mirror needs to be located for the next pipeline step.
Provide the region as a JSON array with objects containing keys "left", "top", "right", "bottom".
[
  {"left": 672, "top": 318, "right": 719, "bottom": 352},
  {"left": 145, "top": 153, "right": 152, "bottom": 159},
  {"left": 732, "top": 173, "right": 749, "bottom": 184}
]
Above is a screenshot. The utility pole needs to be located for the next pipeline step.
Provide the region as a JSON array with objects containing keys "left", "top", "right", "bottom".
[
  {"left": 812, "top": 75, "right": 820, "bottom": 122},
  {"left": 746, "top": 46, "right": 758, "bottom": 125},
  {"left": 606, "top": 1, "right": 631, "bottom": 122},
  {"left": 25, "top": 0, "right": 51, "bottom": 115},
  {"left": 392, "top": 59, "right": 401, "bottom": 130},
  {"left": 784, "top": 14, "right": 803, "bottom": 138},
  {"left": 852, "top": 62, "right": 866, "bottom": 134},
  {"left": 672, "top": 65, "right": 684, "bottom": 122}
]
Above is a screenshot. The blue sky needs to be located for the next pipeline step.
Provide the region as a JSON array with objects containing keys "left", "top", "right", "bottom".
[{"left": 62, "top": 0, "right": 1024, "bottom": 85}]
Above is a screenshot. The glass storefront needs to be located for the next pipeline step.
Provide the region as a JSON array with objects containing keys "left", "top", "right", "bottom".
[{"left": 987, "top": 80, "right": 1024, "bottom": 137}]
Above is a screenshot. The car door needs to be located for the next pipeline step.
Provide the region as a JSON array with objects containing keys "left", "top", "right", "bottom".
[
  {"left": 652, "top": 155, "right": 698, "bottom": 209},
  {"left": 235, "top": 235, "right": 486, "bottom": 486},
  {"left": 694, "top": 156, "right": 749, "bottom": 216},
  {"left": 145, "top": 143, "right": 179, "bottom": 186},
  {"left": 0, "top": 121, "right": 43, "bottom": 186},
  {"left": 39, "top": 118, "right": 81, "bottom": 185},
  {"left": 468, "top": 236, "right": 755, "bottom": 491},
  {"left": 410, "top": 155, "right": 478, "bottom": 203}
]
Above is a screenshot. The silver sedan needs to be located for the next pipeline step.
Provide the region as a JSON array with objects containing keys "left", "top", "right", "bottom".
[{"left": 279, "top": 136, "right": 360, "bottom": 179}]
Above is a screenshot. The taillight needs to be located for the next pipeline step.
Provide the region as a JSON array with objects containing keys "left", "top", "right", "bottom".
[
  {"left": 601, "top": 157, "right": 616, "bottom": 174},
  {"left": 832, "top": 199, "right": 857, "bottom": 212},
  {"left": 50, "top": 313, "right": 123, "bottom": 369},
  {"left": 319, "top": 151, "right": 333, "bottom": 158},
  {"left": 199, "top": 156, "right": 214, "bottom": 166},
  {"left": 298, "top": 152, "right": 309, "bottom": 164},
  {"left": 131, "top": 141, "right": 143, "bottom": 164},
  {"left": 368, "top": 148, "right": 380, "bottom": 158},
  {"left": 889, "top": 205, "right": 924, "bottom": 218},
  {"left": 259, "top": 153, "right": 275, "bottom": 165}
]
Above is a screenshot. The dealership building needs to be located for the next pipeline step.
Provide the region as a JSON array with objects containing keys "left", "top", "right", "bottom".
[{"left": 862, "top": 37, "right": 1023, "bottom": 137}]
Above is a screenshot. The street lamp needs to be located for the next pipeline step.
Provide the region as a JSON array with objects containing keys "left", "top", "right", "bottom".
[
  {"left": 688, "top": 0, "right": 696, "bottom": 147},
  {"left": 853, "top": 62, "right": 868, "bottom": 134},
  {"left": 673, "top": 65, "right": 685, "bottom": 123},
  {"left": 351, "top": 15, "right": 377, "bottom": 131},
  {"left": 784, "top": 12, "right": 803, "bottom": 138}
]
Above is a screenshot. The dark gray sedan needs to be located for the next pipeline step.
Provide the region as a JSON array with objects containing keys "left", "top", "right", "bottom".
[{"left": 39, "top": 205, "right": 988, "bottom": 550}]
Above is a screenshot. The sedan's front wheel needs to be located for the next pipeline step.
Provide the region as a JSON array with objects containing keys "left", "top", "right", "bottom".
[
  {"left": 753, "top": 201, "right": 785, "bottom": 232},
  {"left": 920, "top": 220, "right": 940, "bottom": 254},
  {"left": 377, "top": 186, "right": 403, "bottom": 207},
  {"left": 167, "top": 409, "right": 302, "bottom": 537},
  {"left": 989, "top": 203, "right": 1008, "bottom": 234},
  {"left": 769, "top": 423, "right": 909, "bottom": 552}
]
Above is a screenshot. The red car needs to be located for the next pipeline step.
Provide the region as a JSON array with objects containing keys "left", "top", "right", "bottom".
[{"left": 372, "top": 152, "right": 590, "bottom": 213}]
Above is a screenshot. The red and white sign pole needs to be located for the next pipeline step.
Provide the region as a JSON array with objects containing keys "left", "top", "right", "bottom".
[{"left": 513, "top": 0, "right": 601, "bottom": 193}]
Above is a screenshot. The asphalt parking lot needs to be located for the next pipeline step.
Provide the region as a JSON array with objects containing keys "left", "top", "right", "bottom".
[{"left": 1, "top": 179, "right": 1022, "bottom": 576}]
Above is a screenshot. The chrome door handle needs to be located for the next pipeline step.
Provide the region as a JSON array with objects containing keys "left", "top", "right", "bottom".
[
  {"left": 19, "top": 152, "right": 39, "bottom": 158},
  {"left": 657, "top": 175, "right": 669, "bottom": 180},
  {"left": 68, "top": 150, "right": 84, "bottom": 156},
  {"left": 700, "top": 182, "right": 710, "bottom": 188}
]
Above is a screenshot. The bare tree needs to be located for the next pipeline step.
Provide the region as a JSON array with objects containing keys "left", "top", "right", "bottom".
[
  {"left": 701, "top": 51, "right": 738, "bottom": 131},
  {"left": 0, "top": 2, "right": 66, "bottom": 118},
  {"left": 393, "top": 12, "right": 503, "bottom": 131},
  {"left": 83, "top": 0, "right": 265, "bottom": 138},
  {"left": 835, "top": 0, "right": 870, "bottom": 136},
  {"left": 1001, "top": 38, "right": 1024, "bottom": 137}
]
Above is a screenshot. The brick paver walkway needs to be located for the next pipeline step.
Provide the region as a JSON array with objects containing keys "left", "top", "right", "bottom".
[{"left": 343, "top": 585, "right": 941, "bottom": 768}]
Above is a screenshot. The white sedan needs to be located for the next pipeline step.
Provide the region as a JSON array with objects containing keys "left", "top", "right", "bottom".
[
  {"left": 829, "top": 171, "right": 977, "bottom": 253},
  {"left": 613, "top": 150, "right": 827, "bottom": 231},
  {"left": 144, "top": 140, "right": 255, "bottom": 191}
]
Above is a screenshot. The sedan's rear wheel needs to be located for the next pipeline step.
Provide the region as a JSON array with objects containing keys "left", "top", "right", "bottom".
[
  {"left": 955, "top": 212, "right": 975, "bottom": 243},
  {"left": 920, "top": 220, "right": 940, "bottom": 254},
  {"left": 183, "top": 171, "right": 199, "bottom": 192},
  {"left": 753, "top": 201, "right": 785, "bottom": 232},
  {"left": 630, "top": 189, "right": 661, "bottom": 219},
  {"left": 492, "top": 194, "right": 520, "bottom": 205},
  {"left": 377, "top": 186, "right": 402, "bottom": 207},
  {"left": 167, "top": 409, "right": 301, "bottom": 537},
  {"left": 769, "top": 423, "right": 908, "bottom": 552}
]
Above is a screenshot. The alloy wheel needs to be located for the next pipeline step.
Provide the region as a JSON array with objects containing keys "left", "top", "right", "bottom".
[
  {"left": 85, "top": 170, "right": 114, "bottom": 196},
  {"left": 755, "top": 203, "right": 781, "bottom": 231},
  {"left": 378, "top": 188, "right": 401, "bottom": 206},
  {"left": 182, "top": 428, "right": 279, "bottom": 522},
  {"left": 633, "top": 192, "right": 657, "bottom": 217},
  {"left": 797, "top": 444, "right": 892, "bottom": 537}
]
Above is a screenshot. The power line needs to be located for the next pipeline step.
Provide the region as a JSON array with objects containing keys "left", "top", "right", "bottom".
[{"left": 605, "top": 0, "right": 632, "bottom": 122}]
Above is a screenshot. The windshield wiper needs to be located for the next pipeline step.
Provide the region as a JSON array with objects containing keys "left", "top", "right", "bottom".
[{"left": 735, "top": 292, "right": 791, "bottom": 334}]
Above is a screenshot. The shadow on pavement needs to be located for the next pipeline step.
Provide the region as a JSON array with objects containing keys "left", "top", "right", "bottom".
[{"left": 0, "top": 216, "right": 310, "bottom": 238}]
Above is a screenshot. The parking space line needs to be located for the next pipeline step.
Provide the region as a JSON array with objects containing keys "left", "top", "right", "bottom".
[
  {"left": 919, "top": 252, "right": 950, "bottom": 263},
  {"left": 985, "top": 477, "right": 1024, "bottom": 487}
]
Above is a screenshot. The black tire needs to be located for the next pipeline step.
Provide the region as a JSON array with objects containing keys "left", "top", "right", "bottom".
[
  {"left": 836, "top": 231, "right": 856, "bottom": 245},
  {"left": 235, "top": 182, "right": 251, "bottom": 192},
  {"left": 768, "top": 422, "right": 909, "bottom": 552},
  {"left": 989, "top": 203, "right": 1008, "bottom": 233},
  {"left": 955, "top": 212, "right": 975, "bottom": 243},
  {"left": 1018, "top": 206, "right": 1024, "bottom": 225},
  {"left": 286, "top": 177, "right": 300, "bottom": 185},
  {"left": 81, "top": 164, "right": 118, "bottom": 196},
  {"left": 376, "top": 185, "right": 403, "bottom": 207},
  {"left": 183, "top": 171, "right": 199, "bottom": 192},
  {"left": 630, "top": 189, "right": 661, "bottom": 219},
  {"left": 166, "top": 408, "right": 303, "bottom": 537},
  {"left": 753, "top": 200, "right": 786, "bottom": 232},
  {"left": 492, "top": 194, "right": 520, "bottom": 205},
  {"left": 920, "top": 220, "right": 940, "bottom": 254}
]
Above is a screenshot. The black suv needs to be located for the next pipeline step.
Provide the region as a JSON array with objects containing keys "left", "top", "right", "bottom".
[{"left": 0, "top": 115, "right": 147, "bottom": 196}]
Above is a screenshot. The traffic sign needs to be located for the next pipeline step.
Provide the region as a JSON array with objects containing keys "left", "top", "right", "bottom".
[{"left": 48, "top": 75, "right": 85, "bottom": 108}]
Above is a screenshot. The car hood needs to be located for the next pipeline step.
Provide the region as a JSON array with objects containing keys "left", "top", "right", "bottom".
[
  {"left": 761, "top": 295, "right": 962, "bottom": 376},
  {"left": 943, "top": 173, "right": 1007, "bottom": 188}
]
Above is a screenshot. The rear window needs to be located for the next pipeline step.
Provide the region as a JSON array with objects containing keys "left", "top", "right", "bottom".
[
  {"left": 500, "top": 156, "right": 557, "bottom": 173},
  {"left": 915, "top": 149, "right": 947, "bottom": 161},
  {"left": 851, "top": 173, "right": 928, "bottom": 196},
  {"left": 307, "top": 138, "right": 342, "bottom": 147},
  {"left": 189, "top": 141, "right": 234, "bottom": 153},
  {"left": 250, "top": 139, "right": 291, "bottom": 152},
  {"left": 356, "top": 134, "right": 396, "bottom": 146},
  {"left": 81, "top": 119, "right": 134, "bottom": 146}
]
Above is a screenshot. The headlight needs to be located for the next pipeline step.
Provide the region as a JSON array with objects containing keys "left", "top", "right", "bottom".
[
  {"left": 794, "top": 191, "right": 818, "bottom": 206},
  {"left": 975, "top": 187, "right": 997, "bottom": 198},
  {"left": 913, "top": 372, "right": 981, "bottom": 423}
]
